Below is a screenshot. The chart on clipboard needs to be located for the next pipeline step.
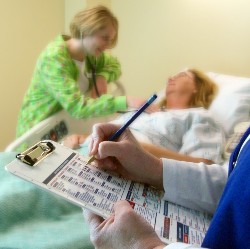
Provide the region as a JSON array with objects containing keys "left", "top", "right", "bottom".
[{"left": 5, "top": 140, "right": 211, "bottom": 246}]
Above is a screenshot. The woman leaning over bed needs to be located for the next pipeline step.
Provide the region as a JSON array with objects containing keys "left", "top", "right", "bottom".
[
  {"left": 63, "top": 68, "right": 225, "bottom": 165},
  {"left": 16, "top": 5, "right": 156, "bottom": 138}
]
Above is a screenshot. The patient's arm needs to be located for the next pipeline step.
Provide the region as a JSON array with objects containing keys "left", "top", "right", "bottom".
[
  {"left": 62, "top": 134, "right": 88, "bottom": 149},
  {"left": 62, "top": 134, "right": 213, "bottom": 164},
  {"left": 141, "top": 142, "right": 214, "bottom": 165}
]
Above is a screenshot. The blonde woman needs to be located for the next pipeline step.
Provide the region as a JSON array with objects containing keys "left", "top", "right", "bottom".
[
  {"left": 16, "top": 5, "right": 152, "bottom": 138},
  {"left": 139, "top": 68, "right": 221, "bottom": 164},
  {"left": 64, "top": 69, "right": 225, "bottom": 165}
]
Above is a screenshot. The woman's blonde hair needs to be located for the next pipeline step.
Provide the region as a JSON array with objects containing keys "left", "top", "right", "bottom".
[
  {"left": 188, "top": 68, "right": 218, "bottom": 109},
  {"left": 70, "top": 5, "right": 118, "bottom": 48}
]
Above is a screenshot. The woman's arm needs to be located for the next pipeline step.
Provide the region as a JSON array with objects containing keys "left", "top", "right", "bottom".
[
  {"left": 162, "top": 158, "right": 228, "bottom": 214},
  {"left": 92, "top": 53, "right": 122, "bottom": 83},
  {"left": 90, "top": 75, "right": 108, "bottom": 98},
  {"left": 141, "top": 142, "right": 214, "bottom": 164},
  {"left": 88, "top": 53, "right": 120, "bottom": 98}
]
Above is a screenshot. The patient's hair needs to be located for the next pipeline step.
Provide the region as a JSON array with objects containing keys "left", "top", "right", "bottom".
[
  {"left": 70, "top": 5, "right": 118, "bottom": 48},
  {"left": 189, "top": 68, "right": 218, "bottom": 109}
]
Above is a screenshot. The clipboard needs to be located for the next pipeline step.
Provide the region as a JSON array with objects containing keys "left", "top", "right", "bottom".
[
  {"left": 5, "top": 140, "right": 211, "bottom": 246},
  {"left": 5, "top": 140, "right": 131, "bottom": 219}
]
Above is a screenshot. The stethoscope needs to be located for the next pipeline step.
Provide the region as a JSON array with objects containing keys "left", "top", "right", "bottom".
[
  {"left": 87, "top": 57, "right": 100, "bottom": 98},
  {"left": 81, "top": 32, "right": 100, "bottom": 98}
]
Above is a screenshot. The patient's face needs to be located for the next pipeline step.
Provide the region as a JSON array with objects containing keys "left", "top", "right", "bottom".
[{"left": 165, "top": 71, "right": 197, "bottom": 109}]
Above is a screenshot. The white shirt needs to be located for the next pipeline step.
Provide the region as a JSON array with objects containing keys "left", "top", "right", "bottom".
[
  {"left": 162, "top": 158, "right": 227, "bottom": 215},
  {"left": 73, "top": 60, "right": 90, "bottom": 95}
]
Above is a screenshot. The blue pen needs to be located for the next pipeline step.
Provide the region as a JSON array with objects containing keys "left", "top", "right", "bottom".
[{"left": 86, "top": 93, "right": 158, "bottom": 165}]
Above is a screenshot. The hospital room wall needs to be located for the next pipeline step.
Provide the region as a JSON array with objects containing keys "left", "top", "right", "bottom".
[
  {"left": 0, "top": 0, "right": 64, "bottom": 150},
  {"left": 110, "top": 0, "right": 250, "bottom": 97}
]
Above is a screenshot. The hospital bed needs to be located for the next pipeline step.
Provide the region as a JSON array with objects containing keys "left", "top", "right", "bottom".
[
  {"left": 1, "top": 73, "right": 250, "bottom": 249},
  {"left": 5, "top": 73, "right": 250, "bottom": 154}
]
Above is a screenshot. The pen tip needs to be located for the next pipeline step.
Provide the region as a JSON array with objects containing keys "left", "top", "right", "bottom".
[{"left": 85, "top": 155, "right": 96, "bottom": 166}]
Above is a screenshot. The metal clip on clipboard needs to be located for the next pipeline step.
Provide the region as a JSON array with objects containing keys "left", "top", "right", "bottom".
[{"left": 16, "top": 141, "right": 55, "bottom": 166}]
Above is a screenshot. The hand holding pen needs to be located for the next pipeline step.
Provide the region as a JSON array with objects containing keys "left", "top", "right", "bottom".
[{"left": 86, "top": 94, "right": 158, "bottom": 165}]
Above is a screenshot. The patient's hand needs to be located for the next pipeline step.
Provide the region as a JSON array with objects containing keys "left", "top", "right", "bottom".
[
  {"left": 62, "top": 134, "right": 88, "bottom": 149},
  {"left": 126, "top": 96, "right": 159, "bottom": 113}
]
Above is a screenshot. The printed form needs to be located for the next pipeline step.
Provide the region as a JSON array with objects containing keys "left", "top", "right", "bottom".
[{"left": 43, "top": 152, "right": 211, "bottom": 246}]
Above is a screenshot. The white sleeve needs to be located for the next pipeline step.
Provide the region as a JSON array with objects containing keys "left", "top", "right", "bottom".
[
  {"left": 164, "top": 242, "right": 206, "bottom": 249},
  {"left": 162, "top": 158, "right": 228, "bottom": 214}
]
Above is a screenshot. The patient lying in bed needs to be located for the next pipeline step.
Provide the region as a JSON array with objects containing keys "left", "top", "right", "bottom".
[{"left": 63, "top": 68, "right": 225, "bottom": 164}]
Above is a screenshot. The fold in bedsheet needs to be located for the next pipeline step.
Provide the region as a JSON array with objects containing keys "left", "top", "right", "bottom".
[{"left": 0, "top": 152, "right": 94, "bottom": 249}]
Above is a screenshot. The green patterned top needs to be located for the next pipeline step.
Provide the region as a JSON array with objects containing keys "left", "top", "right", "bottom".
[{"left": 16, "top": 35, "right": 126, "bottom": 137}]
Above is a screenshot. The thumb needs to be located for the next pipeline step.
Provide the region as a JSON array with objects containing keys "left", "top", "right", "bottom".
[
  {"left": 113, "top": 200, "right": 133, "bottom": 218},
  {"left": 83, "top": 209, "right": 104, "bottom": 231}
]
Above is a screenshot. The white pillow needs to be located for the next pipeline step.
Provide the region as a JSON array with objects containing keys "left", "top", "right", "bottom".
[{"left": 208, "top": 72, "right": 250, "bottom": 138}]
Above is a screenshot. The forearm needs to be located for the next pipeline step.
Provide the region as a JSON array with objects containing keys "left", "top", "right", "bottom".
[
  {"left": 91, "top": 76, "right": 108, "bottom": 98},
  {"left": 141, "top": 142, "right": 214, "bottom": 164},
  {"left": 64, "top": 94, "right": 127, "bottom": 118},
  {"left": 162, "top": 158, "right": 227, "bottom": 213},
  {"left": 127, "top": 143, "right": 164, "bottom": 190},
  {"left": 95, "top": 53, "right": 122, "bottom": 82}
]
